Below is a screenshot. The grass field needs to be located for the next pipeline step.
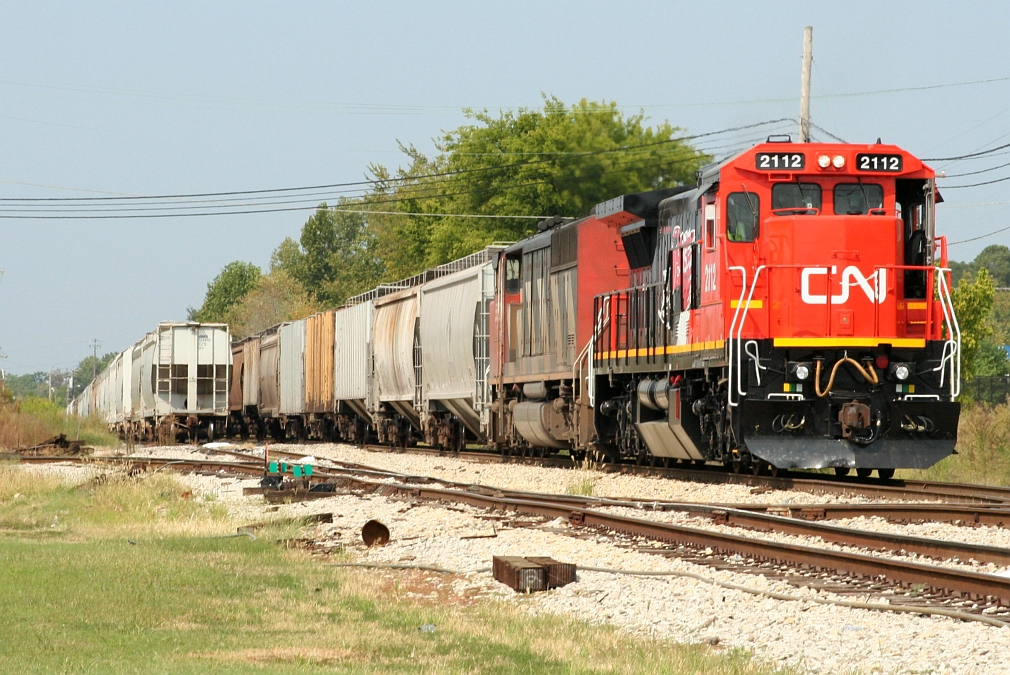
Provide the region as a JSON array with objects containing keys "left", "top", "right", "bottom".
[
  {"left": 0, "top": 395, "right": 118, "bottom": 450},
  {"left": 0, "top": 463, "right": 789, "bottom": 675},
  {"left": 897, "top": 402, "right": 1010, "bottom": 485}
]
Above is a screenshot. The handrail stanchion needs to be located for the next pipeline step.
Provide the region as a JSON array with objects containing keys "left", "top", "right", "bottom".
[{"left": 727, "top": 266, "right": 747, "bottom": 407}]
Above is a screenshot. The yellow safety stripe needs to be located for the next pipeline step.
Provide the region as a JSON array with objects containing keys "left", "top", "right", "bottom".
[
  {"left": 729, "top": 299, "right": 763, "bottom": 309},
  {"left": 906, "top": 301, "right": 928, "bottom": 310},
  {"left": 772, "top": 337, "right": 926, "bottom": 348}
]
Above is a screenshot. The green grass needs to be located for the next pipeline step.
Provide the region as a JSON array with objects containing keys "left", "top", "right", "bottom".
[
  {"left": 897, "top": 402, "right": 1010, "bottom": 485},
  {"left": 0, "top": 465, "right": 790, "bottom": 675},
  {"left": 0, "top": 395, "right": 118, "bottom": 450}
]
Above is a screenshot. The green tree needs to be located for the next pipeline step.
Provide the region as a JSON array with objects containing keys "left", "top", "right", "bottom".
[
  {"left": 189, "top": 261, "right": 262, "bottom": 322},
  {"left": 70, "top": 352, "right": 118, "bottom": 399},
  {"left": 226, "top": 270, "right": 317, "bottom": 339},
  {"left": 272, "top": 202, "right": 384, "bottom": 307},
  {"left": 953, "top": 268, "right": 1002, "bottom": 382},
  {"left": 950, "top": 244, "right": 1010, "bottom": 287},
  {"left": 367, "top": 97, "right": 707, "bottom": 278}
]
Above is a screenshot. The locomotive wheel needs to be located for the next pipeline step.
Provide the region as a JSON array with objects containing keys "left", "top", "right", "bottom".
[
  {"left": 730, "top": 459, "right": 743, "bottom": 474},
  {"left": 877, "top": 468, "right": 895, "bottom": 480},
  {"left": 751, "top": 461, "right": 765, "bottom": 476},
  {"left": 769, "top": 465, "right": 781, "bottom": 478},
  {"left": 833, "top": 467, "right": 851, "bottom": 477},
  {"left": 856, "top": 468, "right": 873, "bottom": 479}
]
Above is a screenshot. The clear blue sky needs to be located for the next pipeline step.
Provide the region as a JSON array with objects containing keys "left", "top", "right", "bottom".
[{"left": 2, "top": 1, "right": 1009, "bottom": 373}]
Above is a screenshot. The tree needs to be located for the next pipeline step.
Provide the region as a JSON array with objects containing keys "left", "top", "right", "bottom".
[
  {"left": 226, "top": 270, "right": 317, "bottom": 339},
  {"left": 950, "top": 245, "right": 1010, "bottom": 287},
  {"left": 366, "top": 97, "right": 708, "bottom": 278},
  {"left": 189, "top": 261, "right": 262, "bottom": 322},
  {"left": 272, "top": 203, "right": 384, "bottom": 307},
  {"left": 952, "top": 268, "right": 1006, "bottom": 381}
]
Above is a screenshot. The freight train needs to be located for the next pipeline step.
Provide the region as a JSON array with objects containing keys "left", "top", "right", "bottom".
[{"left": 72, "top": 139, "right": 961, "bottom": 477}]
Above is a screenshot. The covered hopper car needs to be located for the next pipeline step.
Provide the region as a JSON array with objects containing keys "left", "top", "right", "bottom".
[{"left": 70, "top": 322, "right": 231, "bottom": 442}]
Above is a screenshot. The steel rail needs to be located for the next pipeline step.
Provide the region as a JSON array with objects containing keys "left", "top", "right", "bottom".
[
  {"left": 351, "top": 443, "right": 1010, "bottom": 504},
  {"left": 200, "top": 448, "right": 1010, "bottom": 530},
  {"left": 359, "top": 478, "right": 1010, "bottom": 606}
]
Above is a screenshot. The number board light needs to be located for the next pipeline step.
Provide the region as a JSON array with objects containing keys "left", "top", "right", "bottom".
[
  {"left": 755, "top": 152, "right": 804, "bottom": 170},
  {"left": 856, "top": 153, "right": 903, "bottom": 173}
]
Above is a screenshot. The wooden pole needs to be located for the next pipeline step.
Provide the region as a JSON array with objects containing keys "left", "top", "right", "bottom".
[{"left": 800, "top": 26, "right": 813, "bottom": 143}]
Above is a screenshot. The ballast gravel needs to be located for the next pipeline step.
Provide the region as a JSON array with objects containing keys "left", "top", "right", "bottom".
[
  {"left": 88, "top": 444, "right": 1010, "bottom": 673},
  {"left": 241, "top": 441, "right": 894, "bottom": 505}
]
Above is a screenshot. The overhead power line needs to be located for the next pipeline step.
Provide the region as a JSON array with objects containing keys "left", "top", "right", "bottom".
[
  {"left": 0, "top": 119, "right": 790, "bottom": 204},
  {"left": 924, "top": 140, "right": 1010, "bottom": 162},
  {"left": 945, "top": 160, "right": 1010, "bottom": 178},
  {"left": 948, "top": 224, "right": 1010, "bottom": 246},
  {"left": 942, "top": 174, "right": 1010, "bottom": 189}
]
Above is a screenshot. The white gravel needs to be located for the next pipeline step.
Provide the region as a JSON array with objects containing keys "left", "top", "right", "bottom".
[{"left": 84, "top": 443, "right": 1010, "bottom": 673}]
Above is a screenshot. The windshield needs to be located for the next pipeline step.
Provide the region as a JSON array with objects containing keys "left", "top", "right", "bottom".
[
  {"left": 772, "top": 183, "right": 821, "bottom": 215},
  {"left": 834, "top": 184, "right": 884, "bottom": 215}
]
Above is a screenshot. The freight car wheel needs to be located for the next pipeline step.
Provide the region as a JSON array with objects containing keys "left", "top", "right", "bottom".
[
  {"left": 856, "top": 468, "right": 873, "bottom": 479},
  {"left": 878, "top": 468, "right": 895, "bottom": 480},
  {"left": 833, "top": 467, "right": 851, "bottom": 477}
]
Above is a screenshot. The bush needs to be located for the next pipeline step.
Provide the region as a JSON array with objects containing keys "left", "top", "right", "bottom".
[{"left": 0, "top": 395, "right": 118, "bottom": 450}]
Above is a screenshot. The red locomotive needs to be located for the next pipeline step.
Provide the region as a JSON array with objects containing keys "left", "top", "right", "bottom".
[{"left": 491, "top": 139, "right": 960, "bottom": 478}]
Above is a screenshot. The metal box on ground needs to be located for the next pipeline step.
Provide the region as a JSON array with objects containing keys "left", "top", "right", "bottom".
[
  {"left": 524, "top": 557, "right": 577, "bottom": 588},
  {"left": 492, "top": 556, "right": 547, "bottom": 593}
]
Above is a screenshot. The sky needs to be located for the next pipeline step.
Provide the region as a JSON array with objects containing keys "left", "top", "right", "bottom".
[{"left": 2, "top": 0, "right": 1010, "bottom": 374}]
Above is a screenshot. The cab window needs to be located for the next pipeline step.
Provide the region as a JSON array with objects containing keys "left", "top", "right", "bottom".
[
  {"left": 726, "top": 192, "right": 759, "bottom": 242},
  {"left": 772, "top": 183, "right": 821, "bottom": 214},
  {"left": 834, "top": 184, "right": 884, "bottom": 215},
  {"left": 505, "top": 254, "right": 521, "bottom": 294}
]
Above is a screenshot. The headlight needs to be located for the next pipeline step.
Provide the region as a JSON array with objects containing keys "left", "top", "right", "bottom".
[
  {"left": 795, "top": 364, "right": 810, "bottom": 380},
  {"left": 817, "top": 154, "right": 831, "bottom": 168},
  {"left": 894, "top": 364, "right": 910, "bottom": 381},
  {"left": 832, "top": 155, "right": 846, "bottom": 168}
]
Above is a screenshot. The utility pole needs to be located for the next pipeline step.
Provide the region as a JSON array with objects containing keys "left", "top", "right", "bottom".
[
  {"left": 799, "top": 26, "right": 813, "bottom": 142},
  {"left": 799, "top": 26, "right": 813, "bottom": 143},
  {"left": 90, "top": 339, "right": 101, "bottom": 383}
]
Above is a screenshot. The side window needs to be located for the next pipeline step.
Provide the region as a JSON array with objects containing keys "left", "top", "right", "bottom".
[
  {"left": 726, "top": 192, "right": 759, "bottom": 242},
  {"left": 704, "top": 203, "right": 716, "bottom": 250},
  {"left": 834, "top": 184, "right": 884, "bottom": 215},
  {"left": 771, "top": 183, "right": 821, "bottom": 214},
  {"left": 505, "top": 254, "right": 521, "bottom": 294}
]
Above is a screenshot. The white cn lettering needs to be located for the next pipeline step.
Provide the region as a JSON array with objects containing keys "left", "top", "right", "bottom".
[{"left": 800, "top": 266, "right": 886, "bottom": 305}]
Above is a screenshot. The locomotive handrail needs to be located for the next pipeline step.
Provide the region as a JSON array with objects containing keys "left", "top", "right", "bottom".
[
  {"left": 936, "top": 267, "right": 961, "bottom": 397},
  {"left": 735, "top": 265, "right": 766, "bottom": 402},
  {"left": 726, "top": 266, "right": 747, "bottom": 407}
]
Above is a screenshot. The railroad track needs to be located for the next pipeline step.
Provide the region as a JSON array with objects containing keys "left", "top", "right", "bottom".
[
  {"left": 349, "top": 443, "right": 1010, "bottom": 505},
  {"left": 13, "top": 447, "right": 1010, "bottom": 623}
]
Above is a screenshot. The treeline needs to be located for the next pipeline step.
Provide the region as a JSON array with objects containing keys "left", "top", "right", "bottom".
[
  {"left": 4, "top": 351, "right": 118, "bottom": 405},
  {"left": 188, "top": 98, "right": 707, "bottom": 337}
]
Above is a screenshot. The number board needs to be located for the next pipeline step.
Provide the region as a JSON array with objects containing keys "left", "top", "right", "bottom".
[
  {"left": 755, "top": 152, "right": 804, "bottom": 170},
  {"left": 856, "top": 153, "right": 903, "bottom": 172}
]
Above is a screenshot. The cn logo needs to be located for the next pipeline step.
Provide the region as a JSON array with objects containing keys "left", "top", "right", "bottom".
[{"left": 800, "top": 266, "right": 887, "bottom": 305}]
